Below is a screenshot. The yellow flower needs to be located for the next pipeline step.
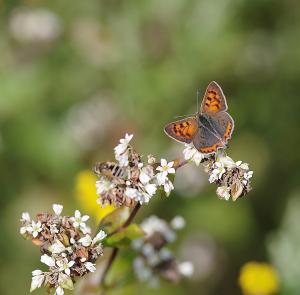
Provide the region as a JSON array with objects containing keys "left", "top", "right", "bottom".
[
  {"left": 239, "top": 261, "right": 279, "bottom": 295},
  {"left": 75, "top": 170, "right": 115, "bottom": 221}
]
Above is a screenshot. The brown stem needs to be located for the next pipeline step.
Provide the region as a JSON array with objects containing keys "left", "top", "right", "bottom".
[
  {"left": 99, "top": 203, "right": 141, "bottom": 286},
  {"left": 99, "top": 159, "right": 187, "bottom": 288}
]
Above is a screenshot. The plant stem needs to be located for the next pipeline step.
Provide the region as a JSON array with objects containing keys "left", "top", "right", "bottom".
[{"left": 99, "top": 203, "right": 141, "bottom": 286}]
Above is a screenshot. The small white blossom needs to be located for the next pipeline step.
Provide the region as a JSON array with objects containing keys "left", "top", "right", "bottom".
[
  {"left": 114, "top": 133, "right": 133, "bottom": 156},
  {"left": 183, "top": 144, "right": 205, "bottom": 166},
  {"left": 243, "top": 170, "right": 253, "bottom": 185},
  {"left": 49, "top": 240, "right": 66, "bottom": 254},
  {"left": 217, "top": 155, "right": 236, "bottom": 169},
  {"left": 125, "top": 187, "right": 140, "bottom": 199},
  {"left": 70, "top": 210, "right": 89, "bottom": 230},
  {"left": 216, "top": 186, "right": 231, "bottom": 201},
  {"left": 178, "top": 261, "right": 194, "bottom": 277},
  {"left": 236, "top": 161, "right": 249, "bottom": 170},
  {"left": 139, "top": 166, "right": 154, "bottom": 185},
  {"left": 163, "top": 179, "right": 174, "bottom": 196},
  {"left": 30, "top": 270, "right": 44, "bottom": 292},
  {"left": 156, "top": 159, "right": 175, "bottom": 175},
  {"left": 78, "top": 234, "right": 92, "bottom": 247},
  {"left": 50, "top": 224, "right": 59, "bottom": 234},
  {"left": 27, "top": 220, "right": 42, "bottom": 238},
  {"left": 53, "top": 204, "right": 63, "bottom": 216},
  {"left": 56, "top": 258, "right": 75, "bottom": 276},
  {"left": 147, "top": 154, "right": 156, "bottom": 164},
  {"left": 92, "top": 230, "right": 107, "bottom": 245},
  {"left": 55, "top": 286, "right": 64, "bottom": 295},
  {"left": 144, "top": 183, "right": 157, "bottom": 196},
  {"left": 211, "top": 162, "right": 226, "bottom": 180},
  {"left": 96, "top": 177, "right": 114, "bottom": 195},
  {"left": 41, "top": 254, "right": 56, "bottom": 267},
  {"left": 84, "top": 262, "right": 96, "bottom": 272},
  {"left": 170, "top": 216, "right": 186, "bottom": 230},
  {"left": 21, "top": 212, "right": 31, "bottom": 222}
]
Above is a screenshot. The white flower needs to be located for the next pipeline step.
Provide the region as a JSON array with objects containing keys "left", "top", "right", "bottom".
[
  {"left": 236, "top": 161, "right": 249, "bottom": 170},
  {"left": 70, "top": 210, "right": 89, "bottom": 229},
  {"left": 96, "top": 177, "right": 114, "bottom": 195},
  {"left": 41, "top": 254, "right": 56, "bottom": 267},
  {"left": 92, "top": 230, "right": 107, "bottom": 245},
  {"left": 183, "top": 144, "right": 205, "bottom": 166},
  {"left": 144, "top": 183, "right": 157, "bottom": 196},
  {"left": 53, "top": 204, "right": 63, "bottom": 216},
  {"left": 55, "top": 286, "right": 64, "bottom": 295},
  {"left": 27, "top": 220, "right": 42, "bottom": 238},
  {"left": 78, "top": 234, "right": 92, "bottom": 247},
  {"left": 211, "top": 162, "right": 226, "bottom": 180},
  {"left": 139, "top": 166, "right": 154, "bottom": 185},
  {"left": 50, "top": 224, "right": 59, "bottom": 234},
  {"left": 170, "top": 216, "right": 186, "bottom": 230},
  {"left": 216, "top": 186, "right": 231, "bottom": 201},
  {"left": 49, "top": 240, "right": 66, "bottom": 254},
  {"left": 163, "top": 179, "right": 174, "bottom": 196},
  {"left": 21, "top": 212, "right": 31, "bottom": 222},
  {"left": 156, "top": 159, "right": 175, "bottom": 174},
  {"left": 30, "top": 270, "right": 44, "bottom": 292},
  {"left": 84, "top": 262, "right": 96, "bottom": 272},
  {"left": 243, "top": 170, "right": 253, "bottom": 185},
  {"left": 178, "top": 261, "right": 194, "bottom": 277},
  {"left": 208, "top": 172, "right": 218, "bottom": 183},
  {"left": 114, "top": 133, "right": 133, "bottom": 156},
  {"left": 56, "top": 258, "right": 75, "bottom": 276},
  {"left": 125, "top": 187, "right": 140, "bottom": 199},
  {"left": 217, "top": 155, "right": 236, "bottom": 169}
]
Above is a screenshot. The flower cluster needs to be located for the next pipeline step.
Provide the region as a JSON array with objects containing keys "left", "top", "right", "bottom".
[
  {"left": 132, "top": 215, "right": 193, "bottom": 287},
  {"left": 94, "top": 134, "right": 175, "bottom": 207},
  {"left": 20, "top": 205, "right": 106, "bottom": 295},
  {"left": 183, "top": 144, "right": 253, "bottom": 201}
]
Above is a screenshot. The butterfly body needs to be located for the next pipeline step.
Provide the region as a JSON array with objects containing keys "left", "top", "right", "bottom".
[{"left": 164, "top": 81, "right": 234, "bottom": 154}]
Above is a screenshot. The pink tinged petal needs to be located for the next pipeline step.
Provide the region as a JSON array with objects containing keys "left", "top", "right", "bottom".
[{"left": 167, "top": 161, "right": 174, "bottom": 168}]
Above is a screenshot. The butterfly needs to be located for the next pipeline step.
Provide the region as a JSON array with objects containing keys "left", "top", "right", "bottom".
[{"left": 164, "top": 81, "right": 234, "bottom": 154}]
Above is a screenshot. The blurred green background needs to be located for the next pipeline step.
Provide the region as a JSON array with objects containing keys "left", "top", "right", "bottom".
[{"left": 1, "top": 0, "right": 300, "bottom": 294}]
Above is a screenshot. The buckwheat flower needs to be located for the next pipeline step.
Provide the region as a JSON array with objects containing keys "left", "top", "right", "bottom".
[
  {"left": 70, "top": 210, "right": 89, "bottom": 229},
  {"left": 211, "top": 162, "right": 226, "bottom": 179},
  {"left": 30, "top": 270, "right": 45, "bottom": 292},
  {"left": 78, "top": 234, "right": 92, "bottom": 247},
  {"left": 183, "top": 144, "right": 205, "bottom": 166},
  {"left": 114, "top": 133, "right": 133, "bottom": 156},
  {"left": 236, "top": 161, "right": 249, "bottom": 170},
  {"left": 49, "top": 240, "right": 66, "bottom": 254},
  {"left": 145, "top": 183, "right": 157, "bottom": 196},
  {"left": 163, "top": 179, "right": 174, "bottom": 196},
  {"left": 84, "top": 262, "right": 96, "bottom": 273},
  {"left": 27, "top": 220, "right": 42, "bottom": 238},
  {"left": 21, "top": 212, "right": 31, "bottom": 222},
  {"left": 55, "top": 286, "right": 64, "bottom": 295},
  {"left": 92, "top": 230, "right": 107, "bottom": 245},
  {"left": 217, "top": 154, "right": 236, "bottom": 169},
  {"left": 178, "top": 261, "right": 194, "bottom": 277},
  {"left": 53, "top": 204, "right": 63, "bottom": 216},
  {"left": 157, "top": 159, "right": 175, "bottom": 176},
  {"left": 216, "top": 186, "right": 231, "bottom": 201},
  {"left": 57, "top": 258, "right": 75, "bottom": 276},
  {"left": 41, "top": 254, "right": 56, "bottom": 267},
  {"left": 243, "top": 171, "right": 254, "bottom": 184},
  {"left": 170, "top": 216, "right": 186, "bottom": 230},
  {"left": 96, "top": 177, "right": 115, "bottom": 195}
]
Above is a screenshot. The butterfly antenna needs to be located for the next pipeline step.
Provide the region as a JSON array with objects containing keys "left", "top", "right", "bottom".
[{"left": 196, "top": 89, "right": 200, "bottom": 112}]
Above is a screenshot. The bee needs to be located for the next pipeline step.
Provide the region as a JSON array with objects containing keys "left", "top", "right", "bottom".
[{"left": 93, "top": 162, "right": 128, "bottom": 179}]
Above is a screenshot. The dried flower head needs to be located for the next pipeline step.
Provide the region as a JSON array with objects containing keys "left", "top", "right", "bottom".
[
  {"left": 20, "top": 204, "right": 106, "bottom": 295},
  {"left": 132, "top": 215, "right": 193, "bottom": 287},
  {"left": 94, "top": 134, "right": 175, "bottom": 208}
]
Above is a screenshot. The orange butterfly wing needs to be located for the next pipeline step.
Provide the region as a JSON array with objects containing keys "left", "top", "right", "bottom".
[
  {"left": 164, "top": 117, "right": 198, "bottom": 144},
  {"left": 200, "top": 81, "right": 228, "bottom": 113}
]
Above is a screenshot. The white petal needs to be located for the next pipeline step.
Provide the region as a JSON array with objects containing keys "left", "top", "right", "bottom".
[
  {"left": 74, "top": 210, "right": 81, "bottom": 218},
  {"left": 139, "top": 171, "right": 151, "bottom": 185},
  {"left": 40, "top": 254, "right": 55, "bottom": 267},
  {"left": 53, "top": 204, "right": 63, "bottom": 216},
  {"left": 32, "top": 269, "right": 43, "bottom": 276},
  {"left": 168, "top": 167, "right": 175, "bottom": 174},
  {"left": 30, "top": 274, "right": 44, "bottom": 292},
  {"left": 145, "top": 183, "right": 157, "bottom": 196},
  {"left": 64, "top": 268, "right": 70, "bottom": 276},
  {"left": 20, "top": 226, "right": 27, "bottom": 235},
  {"left": 49, "top": 240, "right": 66, "bottom": 254},
  {"left": 55, "top": 286, "right": 64, "bottom": 295},
  {"left": 78, "top": 235, "right": 92, "bottom": 247},
  {"left": 160, "top": 158, "right": 167, "bottom": 167},
  {"left": 84, "top": 262, "right": 96, "bottom": 272},
  {"left": 178, "top": 261, "right": 194, "bottom": 277},
  {"left": 21, "top": 212, "right": 31, "bottom": 222},
  {"left": 156, "top": 172, "right": 167, "bottom": 185},
  {"left": 81, "top": 215, "right": 89, "bottom": 222},
  {"left": 93, "top": 230, "right": 107, "bottom": 244}
]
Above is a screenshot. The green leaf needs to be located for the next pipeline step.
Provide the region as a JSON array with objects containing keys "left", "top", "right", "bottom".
[
  {"left": 103, "top": 224, "right": 144, "bottom": 248},
  {"left": 98, "top": 207, "right": 130, "bottom": 234}
]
